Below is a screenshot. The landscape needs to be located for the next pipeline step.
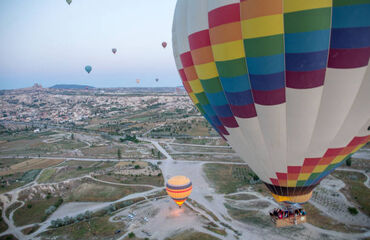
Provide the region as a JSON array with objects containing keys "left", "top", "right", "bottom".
[{"left": 0, "top": 86, "right": 369, "bottom": 240}]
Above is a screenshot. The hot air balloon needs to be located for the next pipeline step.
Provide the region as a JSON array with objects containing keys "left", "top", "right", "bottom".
[
  {"left": 112, "top": 48, "right": 117, "bottom": 54},
  {"left": 85, "top": 65, "right": 92, "bottom": 74},
  {"left": 136, "top": 79, "right": 140, "bottom": 84},
  {"left": 66, "top": 0, "right": 72, "bottom": 5},
  {"left": 155, "top": 78, "right": 159, "bottom": 82},
  {"left": 172, "top": 0, "right": 370, "bottom": 212},
  {"left": 162, "top": 42, "right": 167, "bottom": 48},
  {"left": 166, "top": 176, "right": 192, "bottom": 208}
]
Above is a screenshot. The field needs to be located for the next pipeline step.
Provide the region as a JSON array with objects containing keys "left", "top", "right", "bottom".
[
  {"left": 165, "top": 230, "right": 220, "bottom": 240},
  {"left": 0, "top": 158, "right": 64, "bottom": 176},
  {"left": 13, "top": 197, "right": 62, "bottom": 226},
  {"left": 37, "top": 161, "right": 116, "bottom": 183},
  {"left": 39, "top": 215, "right": 125, "bottom": 240},
  {"left": 203, "top": 163, "right": 269, "bottom": 195},
  {"left": 224, "top": 193, "right": 257, "bottom": 201},
  {"left": 331, "top": 170, "right": 370, "bottom": 216},
  {"left": 0, "top": 210, "right": 8, "bottom": 233},
  {"left": 172, "top": 154, "right": 243, "bottom": 163},
  {"left": 66, "top": 180, "right": 151, "bottom": 202},
  {"left": 95, "top": 174, "right": 164, "bottom": 187}
]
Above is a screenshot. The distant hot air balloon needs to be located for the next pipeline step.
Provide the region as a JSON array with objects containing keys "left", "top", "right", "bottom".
[
  {"left": 172, "top": 0, "right": 370, "bottom": 209},
  {"left": 85, "top": 65, "right": 92, "bottom": 74},
  {"left": 166, "top": 176, "right": 192, "bottom": 208},
  {"left": 112, "top": 48, "right": 117, "bottom": 54},
  {"left": 66, "top": 0, "right": 72, "bottom": 5},
  {"left": 162, "top": 42, "right": 167, "bottom": 48},
  {"left": 136, "top": 79, "right": 140, "bottom": 84},
  {"left": 155, "top": 78, "right": 159, "bottom": 82}
]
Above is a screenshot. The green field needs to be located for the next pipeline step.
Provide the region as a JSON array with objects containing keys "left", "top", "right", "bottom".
[
  {"left": 94, "top": 173, "right": 164, "bottom": 187},
  {"left": 0, "top": 210, "right": 8, "bottom": 233},
  {"left": 332, "top": 170, "right": 370, "bottom": 216},
  {"left": 166, "top": 230, "right": 220, "bottom": 240},
  {"left": 203, "top": 163, "right": 269, "bottom": 195},
  {"left": 39, "top": 216, "right": 125, "bottom": 240}
]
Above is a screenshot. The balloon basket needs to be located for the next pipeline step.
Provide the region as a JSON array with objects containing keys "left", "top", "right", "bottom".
[{"left": 269, "top": 204, "right": 307, "bottom": 227}]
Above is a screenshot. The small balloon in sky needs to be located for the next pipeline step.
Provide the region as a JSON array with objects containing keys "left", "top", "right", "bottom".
[
  {"left": 162, "top": 42, "right": 167, "bottom": 48},
  {"left": 66, "top": 0, "right": 72, "bottom": 5},
  {"left": 136, "top": 79, "right": 140, "bottom": 84},
  {"left": 155, "top": 78, "right": 159, "bottom": 82},
  {"left": 85, "top": 65, "right": 92, "bottom": 74},
  {"left": 112, "top": 48, "right": 117, "bottom": 54}
]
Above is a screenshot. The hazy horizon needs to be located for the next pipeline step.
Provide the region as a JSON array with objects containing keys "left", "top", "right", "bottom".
[{"left": 0, "top": 0, "right": 180, "bottom": 90}]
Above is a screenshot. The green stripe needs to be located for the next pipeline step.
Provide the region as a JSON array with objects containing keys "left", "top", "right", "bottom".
[
  {"left": 307, "top": 172, "right": 320, "bottom": 181},
  {"left": 215, "top": 58, "right": 248, "bottom": 78},
  {"left": 296, "top": 180, "right": 306, "bottom": 187},
  {"left": 196, "top": 104, "right": 205, "bottom": 115},
  {"left": 244, "top": 34, "right": 284, "bottom": 57},
  {"left": 284, "top": 8, "right": 331, "bottom": 34},
  {"left": 334, "top": 0, "right": 370, "bottom": 6},
  {"left": 195, "top": 92, "right": 209, "bottom": 105},
  {"left": 200, "top": 77, "right": 223, "bottom": 94}
]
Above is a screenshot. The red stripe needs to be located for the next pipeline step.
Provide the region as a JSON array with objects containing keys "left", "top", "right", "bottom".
[
  {"left": 208, "top": 3, "right": 240, "bottom": 28},
  {"left": 288, "top": 166, "right": 301, "bottom": 174},
  {"left": 180, "top": 52, "right": 194, "bottom": 68},
  {"left": 286, "top": 69, "right": 326, "bottom": 89},
  {"left": 230, "top": 104, "right": 257, "bottom": 118},
  {"left": 348, "top": 136, "right": 368, "bottom": 146},
  {"left": 188, "top": 30, "right": 211, "bottom": 50},
  {"left": 178, "top": 69, "right": 187, "bottom": 82},
  {"left": 303, "top": 158, "right": 321, "bottom": 166},
  {"left": 252, "top": 88, "right": 285, "bottom": 106},
  {"left": 323, "top": 148, "right": 344, "bottom": 157},
  {"left": 166, "top": 187, "right": 192, "bottom": 194},
  {"left": 328, "top": 47, "right": 370, "bottom": 69}
]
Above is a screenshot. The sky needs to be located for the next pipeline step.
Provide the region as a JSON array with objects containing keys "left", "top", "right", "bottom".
[{"left": 0, "top": 0, "right": 179, "bottom": 89}]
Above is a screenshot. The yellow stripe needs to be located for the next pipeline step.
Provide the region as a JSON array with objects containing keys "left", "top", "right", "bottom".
[
  {"left": 211, "top": 40, "right": 245, "bottom": 61},
  {"left": 195, "top": 62, "right": 218, "bottom": 79},
  {"left": 188, "top": 79, "right": 204, "bottom": 94},
  {"left": 241, "top": 14, "right": 284, "bottom": 39},
  {"left": 272, "top": 192, "right": 312, "bottom": 203},
  {"left": 313, "top": 165, "right": 328, "bottom": 173},
  {"left": 287, "top": 180, "right": 297, "bottom": 187},
  {"left": 189, "top": 92, "right": 199, "bottom": 104},
  {"left": 284, "top": 0, "right": 332, "bottom": 13},
  {"left": 332, "top": 155, "right": 345, "bottom": 164},
  {"left": 297, "top": 173, "right": 310, "bottom": 181},
  {"left": 351, "top": 144, "right": 365, "bottom": 153}
]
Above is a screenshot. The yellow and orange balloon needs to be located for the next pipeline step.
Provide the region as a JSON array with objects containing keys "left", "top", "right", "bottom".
[{"left": 166, "top": 176, "right": 192, "bottom": 208}]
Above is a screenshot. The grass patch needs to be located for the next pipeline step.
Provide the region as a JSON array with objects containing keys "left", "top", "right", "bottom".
[
  {"left": 305, "top": 203, "right": 364, "bottom": 233},
  {"left": 0, "top": 234, "right": 17, "bottom": 240},
  {"left": 40, "top": 215, "right": 125, "bottom": 240},
  {"left": 224, "top": 203, "right": 271, "bottom": 227},
  {"left": 0, "top": 159, "right": 63, "bottom": 176},
  {"left": 6, "top": 202, "right": 22, "bottom": 219},
  {"left": 13, "top": 197, "right": 61, "bottom": 226},
  {"left": 203, "top": 163, "right": 268, "bottom": 195},
  {"left": 37, "top": 168, "right": 56, "bottom": 183},
  {"left": 0, "top": 210, "right": 8, "bottom": 233},
  {"left": 225, "top": 193, "right": 257, "bottom": 201},
  {"left": 66, "top": 180, "right": 151, "bottom": 202},
  {"left": 332, "top": 170, "right": 370, "bottom": 216},
  {"left": 166, "top": 230, "right": 221, "bottom": 240},
  {"left": 21, "top": 224, "right": 40, "bottom": 235},
  {"left": 95, "top": 174, "right": 164, "bottom": 187}
]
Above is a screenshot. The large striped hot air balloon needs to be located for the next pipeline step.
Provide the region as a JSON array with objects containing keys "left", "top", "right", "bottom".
[
  {"left": 172, "top": 0, "right": 370, "bottom": 206},
  {"left": 166, "top": 176, "right": 192, "bottom": 208}
]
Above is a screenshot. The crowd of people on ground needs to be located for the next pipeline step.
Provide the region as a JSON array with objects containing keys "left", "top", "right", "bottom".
[{"left": 269, "top": 208, "right": 306, "bottom": 220}]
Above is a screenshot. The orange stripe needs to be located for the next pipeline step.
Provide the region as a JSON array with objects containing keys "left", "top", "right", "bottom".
[
  {"left": 191, "top": 46, "right": 214, "bottom": 65},
  {"left": 240, "top": 0, "right": 283, "bottom": 20},
  {"left": 166, "top": 187, "right": 192, "bottom": 194},
  {"left": 184, "top": 66, "right": 198, "bottom": 81},
  {"left": 209, "top": 22, "right": 242, "bottom": 45}
]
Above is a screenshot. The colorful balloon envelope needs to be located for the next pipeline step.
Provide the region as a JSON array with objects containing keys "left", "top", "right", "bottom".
[
  {"left": 162, "top": 42, "right": 167, "bottom": 48},
  {"left": 66, "top": 0, "right": 72, "bottom": 5},
  {"left": 172, "top": 0, "right": 370, "bottom": 205},
  {"left": 166, "top": 176, "right": 192, "bottom": 207},
  {"left": 112, "top": 48, "right": 117, "bottom": 54},
  {"left": 136, "top": 79, "right": 140, "bottom": 84},
  {"left": 85, "top": 65, "right": 92, "bottom": 74}
]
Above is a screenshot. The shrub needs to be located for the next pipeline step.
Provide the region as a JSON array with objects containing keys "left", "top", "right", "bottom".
[
  {"left": 348, "top": 207, "right": 358, "bottom": 215},
  {"left": 27, "top": 204, "right": 32, "bottom": 209},
  {"left": 346, "top": 158, "right": 352, "bottom": 167},
  {"left": 128, "top": 232, "right": 135, "bottom": 238}
]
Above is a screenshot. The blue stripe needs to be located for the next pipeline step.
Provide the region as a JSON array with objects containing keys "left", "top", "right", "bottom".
[
  {"left": 206, "top": 92, "right": 229, "bottom": 106},
  {"left": 246, "top": 54, "right": 284, "bottom": 75},
  {"left": 220, "top": 74, "right": 250, "bottom": 93},
  {"left": 202, "top": 105, "right": 222, "bottom": 127},
  {"left": 332, "top": 4, "right": 370, "bottom": 28},
  {"left": 250, "top": 72, "right": 285, "bottom": 91},
  {"left": 212, "top": 104, "right": 234, "bottom": 118},
  {"left": 331, "top": 27, "right": 370, "bottom": 49},
  {"left": 208, "top": 114, "right": 222, "bottom": 127},
  {"left": 286, "top": 50, "right": 328, "bottom": 71},
  {"left": 225, "top": 90, "right": 254, "bottom": 106},
  {"left": 285, "top": 30, "right": 330, "bottom": 53}
]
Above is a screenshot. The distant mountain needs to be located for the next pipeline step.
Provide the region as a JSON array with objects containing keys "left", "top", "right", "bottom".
[{"left": 50, "top": 84, "right": 95, "bottom": 89}]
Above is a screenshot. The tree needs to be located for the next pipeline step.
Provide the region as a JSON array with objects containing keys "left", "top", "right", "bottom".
[
  {"left": 117, "top": 149, "right": 121, "bottom": 159},
  {"left": 71, "top": 133, "right": 74, "bottom": 140},
  {"left": 151, "top": 148, "right": 155, "bottom": 156},
  {"left": 128, "top": 232, "right": 136, "bottom": 238},
  {"left": 157, "top": 151, "right": 161, "bottom": 159},
  {"left": 346, "top": 157, "right": 352, "bottom": 167}
]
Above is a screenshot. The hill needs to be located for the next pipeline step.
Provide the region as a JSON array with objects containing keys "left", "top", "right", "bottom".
[{"left": 50, "top": 84, "right": 95, "bottom": 89}]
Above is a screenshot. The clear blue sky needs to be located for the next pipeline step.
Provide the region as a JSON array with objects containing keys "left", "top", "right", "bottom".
[{"left": 0, "top": 0, "right": 179, "bottom": 89}]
